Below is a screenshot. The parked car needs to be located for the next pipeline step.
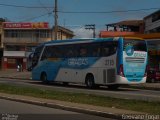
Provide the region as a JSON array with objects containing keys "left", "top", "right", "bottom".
[{"left": 147, "top": 69, "right": 160, "bottom": 83}]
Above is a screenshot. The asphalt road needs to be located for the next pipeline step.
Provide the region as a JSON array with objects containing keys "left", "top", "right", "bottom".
[
  {"left": 0, "top": 99, "right": 114, "bottom": 120},
  {"left": 0, "top": 78, "right": 160, "bottom": 102}
]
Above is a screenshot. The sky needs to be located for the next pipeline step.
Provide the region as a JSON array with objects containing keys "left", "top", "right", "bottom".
[{"left": 0, "top": 0, "right": 159, "bottom": 38}]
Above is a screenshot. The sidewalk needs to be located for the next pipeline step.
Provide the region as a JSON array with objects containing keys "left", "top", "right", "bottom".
[{"left": 0, "top": 69, "right": 31, "bottom": 80}]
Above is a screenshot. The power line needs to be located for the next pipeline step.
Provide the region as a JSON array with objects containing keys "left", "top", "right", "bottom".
[
  {"left": 19, "top": 12, "right": 52, "bottom": 22},
  {"left": 0, "top": 3, "right": 53, "bottom": 9},
  {"left": 59, "top": 7, "right": 160, "bottom": 14},
  {"left": 0, "top": 3, "right": 159, "bottom": 13},
  {"left": 38, "top": 0, "right": 51, "bottom": 13}
]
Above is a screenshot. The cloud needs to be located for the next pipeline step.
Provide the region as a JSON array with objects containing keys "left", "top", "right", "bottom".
[{"left": 72, "top": 27, "right": 93, "bottom": 38}]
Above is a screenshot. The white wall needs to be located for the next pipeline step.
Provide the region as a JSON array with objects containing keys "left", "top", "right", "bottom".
[{"left": 3, "top": 51, "right": 25, "bottom": 57}]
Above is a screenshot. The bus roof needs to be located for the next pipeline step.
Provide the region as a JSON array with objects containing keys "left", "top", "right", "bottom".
[
  {"left": 124, "top": 37, "right": 144, "bottom": 40},
  {"left": 40, "top": 37, "right": 117, "bottom": 46},
  {"left": 37, "top": 37, "right": 145, "bottom": 47}
]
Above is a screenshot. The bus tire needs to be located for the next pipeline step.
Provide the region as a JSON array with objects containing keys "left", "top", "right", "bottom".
[
  {"left": 85, "top": 74, "right": 95, "bottom": 89},
  {"left": 107, "top": 84, "right": 119, "bottom": 90},
  {"left": 41, "top": 72, "right": 48, "bottom": 84}
]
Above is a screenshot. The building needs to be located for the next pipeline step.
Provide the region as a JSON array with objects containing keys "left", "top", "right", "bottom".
[
  {"left": 99, "top": 20, "right": 144, "bottom": 38},
  {"left": 144, "top": 9, "right": 160, "bottom": 33},
  {"left": 2, "top": 22, "right": 74, "bottom": 70},
  {"left": 54, "top": 26, "right": 74, "bottom": 40},
  {"left": 0, "top": 18, "right": 5, "bottom": 69},
  {"left": 99, "top": 18, "right": 160, "bottom": 74}
]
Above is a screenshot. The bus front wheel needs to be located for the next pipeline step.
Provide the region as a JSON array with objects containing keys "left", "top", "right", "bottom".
[{"left": 85, "top": 74, "right": 95, "bottom": 88}]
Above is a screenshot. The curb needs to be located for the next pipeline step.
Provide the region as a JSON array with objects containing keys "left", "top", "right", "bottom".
[
  {"left": 0, "top": 76, "right": 160, "bottom": 91},
  {"left": 0, "top": 95, "right": 121, "bottom": 119},
  {"left": 124, "top": 86, "right": 160, "bottom": 91},
  {"left": 0, "top": 77, "right": 31, "bottom": 80}
]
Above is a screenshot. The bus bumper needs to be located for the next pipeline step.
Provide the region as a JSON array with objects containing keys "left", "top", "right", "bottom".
[{"left": 116, "top": 75, "right": 147, "bottom": 84}]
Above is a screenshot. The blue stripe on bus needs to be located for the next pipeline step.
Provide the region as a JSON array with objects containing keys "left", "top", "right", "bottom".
[{"left": 37, "top": 57, "right": 100, "bottom": 81}]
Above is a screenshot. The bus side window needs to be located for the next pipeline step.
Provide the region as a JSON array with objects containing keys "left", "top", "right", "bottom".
[
  {"left": 67, "top": 49, "right": 74, "bottom": 57},
  {"left": 49, "top": 46, "right": 57, "bottom": 58},
  {"left": 110, "top": 42, "right": 117, "bottom": 54},
  {"left": 90, "top": 43, "right": 101, "bottom": 57},
  {"left": 79, "top": 48, "right": 87, "bottom": 57},
  {"left": 101, "top": 42, "right": 117, "bottom": 57},
  {"left": 53, "top": 46, "right": 62, "bottom": 58},
  {"left": 41, "top": 54, "right": 46, "bottom": 61},
  {"left": 64, "top": 45, "right": 75, "bottom": 58},
  {"left": 101, "top": 47, "right": 109, "bottom": 56},
  {"left": 92, "top": 48, "right": 100, "bottom": 57}
]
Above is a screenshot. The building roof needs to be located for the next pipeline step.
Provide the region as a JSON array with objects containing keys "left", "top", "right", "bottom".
[
  {"left": 99, "top": 31, "right": 140, "bottom": 38},
  {"left": 144, "top": 9, "right": 160, "bottom": 19},
  {"left": 56, "top": 26, "right": 74, "bottom": 36},
  {"left": 99, "top": 31, "right": 160, "bottom": 39},
  {"left": 108, "top": 20, "right": 144, "bottom": 26}
]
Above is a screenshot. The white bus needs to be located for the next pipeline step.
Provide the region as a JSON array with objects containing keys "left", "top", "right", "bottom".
[{"left": 31, "top": 37, "right": 148, "bottom": 89}]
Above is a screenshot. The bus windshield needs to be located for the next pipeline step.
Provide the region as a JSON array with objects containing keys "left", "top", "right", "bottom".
[
  {"left": 32, "top": 45, "right": 44, "bottom": 67},
  {"left": 122, "top": 38, "right": 147, "bottom": 82}
]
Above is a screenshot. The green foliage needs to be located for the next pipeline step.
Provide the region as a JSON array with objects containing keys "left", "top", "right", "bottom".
[{"left": 0, "top": 83, "right": 159, "bottom": 114}]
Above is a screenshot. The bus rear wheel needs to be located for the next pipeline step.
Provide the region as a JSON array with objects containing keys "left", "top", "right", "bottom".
[{"left": 85, "top": 74, "right": 95, "bottom": 88}]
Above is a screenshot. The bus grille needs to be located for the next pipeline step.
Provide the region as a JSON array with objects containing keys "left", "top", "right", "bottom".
[
  {"left": 125, "top": 57, "right": 145, "bottom": 63},
  {"left": 107, "top": 69, "right": 116, "bottom": 83}
]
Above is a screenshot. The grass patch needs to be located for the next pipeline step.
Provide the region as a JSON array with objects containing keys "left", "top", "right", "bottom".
[{"left": 0, "top": 83, "right": 159, "bottom": 114}]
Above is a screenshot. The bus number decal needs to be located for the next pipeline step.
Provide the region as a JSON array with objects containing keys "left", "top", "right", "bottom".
[{"left": 105, "top": 59, "right": 114, "bottom": 66}]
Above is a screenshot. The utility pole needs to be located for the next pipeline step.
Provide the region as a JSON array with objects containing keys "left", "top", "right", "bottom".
[
  {"left": 54, "top": 0, "right": 58, "bottom": 40},
  {"left": 85, "top": 24, "right": 96, "bottom": 38}
]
